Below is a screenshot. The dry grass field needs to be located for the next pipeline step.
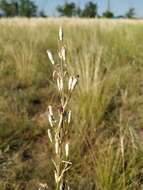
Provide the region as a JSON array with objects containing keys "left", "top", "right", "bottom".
[{"left": 0, "top": 18, "right": 143, "bottom": 190}]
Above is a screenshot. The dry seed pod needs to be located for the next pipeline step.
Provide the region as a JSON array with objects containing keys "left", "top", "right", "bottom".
[
  {"left": 54, "top": 170, "right": 58, "bottom": 183},
  {"left": 55, "top": 140, "right": 59, "bottom": 154},
  {"left": 65, "top": 142, "right": 69, "bottom": 158},
  {"left": 64, "top": 71, "right": 67, "bottom": 77},
  {"left": 59, "top": 27, "right": 64, "bottom": 41},
  {"left": 60, "top": 184, "right": 63, "bottom": 190},
  {"left": 71, "top": 77, "right": 78, "bottom": 91},
  {"left": 68, "top": 76, "right": 73, "bottom": 91},
  {"left": 58, "top": 114, "right": 63, "bottom": 127},
  {"left": 48, "top": 114, "right": 54, "bottom": 127},
  {"left": 60, "top": 77, "right": 63, "bottom": 91},
  {"left": 61, "top": 46, "right": 66, "bottom": 61},
  {"left": 61, "top": 98, "right": 64, "bottom": 107},
  {"left": 57, "top": 77, "right": 60, "bottom": 91},
  {"left": 57, "top": 76, "right": 63, "bottom": 91},
  {"left": 120, "top": 136, "right": 124, "bottom": 156},
  {"left": 58, "top": 51, "right": 62, "bottom": 60},
  {"left": 48, "top": 105, "right": 53, "bottom": 116},
  {"left": 68, "top": 110, "right": 71, "bottom": 124},
  {"left": 47, "top": 50, "right": 55, "bottom": 65},
  {"left": 53, "top": 70, "right": 58, "bottom": 80},
  {"left": 47, "top": 129, "right": 53, "bottom": 143}
]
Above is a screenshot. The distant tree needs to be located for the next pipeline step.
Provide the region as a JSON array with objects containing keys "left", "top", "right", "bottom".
[
  {"left": 0, "top": 9, "right": 5, "bottom": 17},
  {"left": 13, "top": 1, "right": 19, "bottom": 15},
  {"left": 57, "top": 2, "right": 77, "bottom": 17},
  {"left": 125, "top": 8, "right": 136, "bottom": 19},
  {"left": 39, "top": 10, "right": 47, "bottom": 17},
  {"left": 19, "top": 0, "right": 37, "bottom": 17},
  {"left": 115, "top": 15, "right": 125, "bottom": 19},
  {"left": 102, "top": 10, "right": 114, "bottom": 18},
  {"left": 0, "top": 0, "right": 18, "bottom": 16},
  {"left": 0, "top": 0, "right": 37, "bottom": 17},
  {"left": 76, "top": 6, "right": 82, "bottom": 17},
  {"left": 81, "top": 1, "right": 97, "bottom": 18}
]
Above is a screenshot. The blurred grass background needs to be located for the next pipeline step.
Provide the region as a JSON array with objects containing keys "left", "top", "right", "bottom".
[{"left": 0, "top": 18, "right": 143, "bottom": 190}]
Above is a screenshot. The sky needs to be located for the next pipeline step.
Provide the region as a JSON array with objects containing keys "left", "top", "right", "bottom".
[{"left": 34, "top": 0, "right": 143, "bottom": 17}]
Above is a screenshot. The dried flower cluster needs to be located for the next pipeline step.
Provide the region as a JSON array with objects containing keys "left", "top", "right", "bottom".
[{"left": 46, "top": 27, "right": 78, "bottom": 190}]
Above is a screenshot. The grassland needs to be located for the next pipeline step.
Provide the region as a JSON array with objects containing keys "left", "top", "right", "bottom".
[{"left": 0, "top": 18, "right": 143, "bottom": 190}]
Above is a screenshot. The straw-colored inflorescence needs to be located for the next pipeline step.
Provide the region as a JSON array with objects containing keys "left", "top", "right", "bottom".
[{"left": 46, "top": 27, "right": 78, "bottom": 190}]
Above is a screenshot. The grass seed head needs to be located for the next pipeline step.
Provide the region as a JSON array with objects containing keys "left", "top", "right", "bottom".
[
  {"left": 48, "top": 105, "right": 53, "bottom": 116},
  {"left": 54, "top": 170, "right": 58, "bottom": 183},
  {"left": 47, "top": 129, "right": 53, "bottom": 143},
  {"left": 68, "top": 76, "right": 73, "bottom": 91},
  {"left": 71, "top": 77, "right": 78, "bottom": 91},
  {"left": 120, "top": 136, "right": 124, "bottom": 156},
  {"left": 68, "top": 110, "right": 71, "bottom": 124},
  {"left": 57, "top": 76, "right": 63, "bottom": 91},
  {"left": 58, "top": 114, "right": 63, "bottom": 127},
  {"left": 48, "top": 114, "right": 54, "bottom": 127},
  {"left": 61, "top": 46, "right": 66, "bottom": 61},
  {"left": 65, "top": 142, "right": 69, "bottom": 158},
  {"left": 55, "top": 140, "right": 59, "bottom": 154},
  {"left": 59, "top": 26, "right": 64, "bottom": 41},
  {"left": 47, "top": 50, "right": 55, "bottom": 65}
]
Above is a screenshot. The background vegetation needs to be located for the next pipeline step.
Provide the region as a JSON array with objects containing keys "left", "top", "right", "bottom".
[
  {"left": 0, "top": 18, "right": 143, "bottom": 190},
  {"left": 0, "top": 0, "right": 37, "bottom": 17},
  {"left": 0, "top": 0, "right": 137, "bottom": 18}
]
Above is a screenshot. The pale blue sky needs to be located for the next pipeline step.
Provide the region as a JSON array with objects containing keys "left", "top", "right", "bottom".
[{"left": 34, "top": 0, "right": 143, "bottom": 17}]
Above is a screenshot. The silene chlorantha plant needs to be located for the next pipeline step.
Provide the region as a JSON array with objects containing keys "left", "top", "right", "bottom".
[{"left": 39, "top": 27, "right": 79, "bottom": 190}]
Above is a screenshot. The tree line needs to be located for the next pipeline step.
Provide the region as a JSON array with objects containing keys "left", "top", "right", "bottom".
[
  {"left": 57, "top": 1, "right": 136, "bottom": 19},
  {"left": 0, "top": 0, "right": 136, "bottom": 19},
  {"left": 0, "top": 0, "right": 37, "bottom": 17}
]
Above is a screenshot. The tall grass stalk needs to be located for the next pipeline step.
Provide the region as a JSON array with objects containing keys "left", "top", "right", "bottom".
[{"left": 46, "top": 27, "right": 78, "bottom": 190}]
